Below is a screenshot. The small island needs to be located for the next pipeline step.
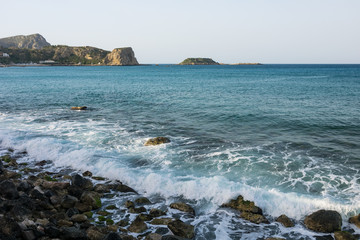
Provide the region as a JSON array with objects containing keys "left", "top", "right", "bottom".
[{"left": 179, "top": 58, "right": 220, "bottom": 65}]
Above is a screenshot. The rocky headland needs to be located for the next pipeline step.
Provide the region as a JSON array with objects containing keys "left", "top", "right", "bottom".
[{"left": 0, "top": 34, "right": 138, "bottom": 66}]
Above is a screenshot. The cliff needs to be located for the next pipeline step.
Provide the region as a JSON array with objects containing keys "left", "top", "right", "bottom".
[
  {"left": 179, "top": 58, "right": 219, "bottom": 65},
  {"left": 0, "top": 34, "right": 51, "bottom": 49},
  {"left": 104, "top": 48, "right": 139, "bottom": 66}
]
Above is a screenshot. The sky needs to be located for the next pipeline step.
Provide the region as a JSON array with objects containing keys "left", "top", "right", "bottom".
[{"left": 1, "top": 0, "right": 360, "bottom": 64}]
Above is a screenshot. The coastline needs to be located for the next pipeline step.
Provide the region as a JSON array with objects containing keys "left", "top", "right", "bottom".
[{"left": 1, "top": 146, "right": 359, "bottom": 240}]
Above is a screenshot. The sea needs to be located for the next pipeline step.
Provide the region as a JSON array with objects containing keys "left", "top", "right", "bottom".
[{"left": 0, "top": 64, "right": 359, "bottom": 239}]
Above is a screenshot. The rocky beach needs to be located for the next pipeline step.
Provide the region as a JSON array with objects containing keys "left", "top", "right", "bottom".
[{"left": 1, "top": 144, "right": 359, "bottom": 240}]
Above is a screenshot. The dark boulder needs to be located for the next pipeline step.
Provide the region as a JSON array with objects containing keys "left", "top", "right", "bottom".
[
  {"left": 72, "top": 174, "right": 93, "bottom": 190},
  {"left": 167, "top": 219, "right": 194, "bottom": 239},
  {"left": 104, "top": 232, "right": 123, "bottom": 240},
  {"left": 128, "top": 216, "right": 148, "bottom": 233},
  {"left": 60, "top": 226, "right": 87, "bottom": 239},
  {"left": 170, "top": 202, "right": 195, "bottom": 215},
  {"left": 0, "top": 180, "right": 19, "bottom": 199},
  {"left": 276, "top": 214, "right": 295, "bottom": 227},
  {"left": 82, "top": 171, "right": 93, "bottom": 177},
  {"left": 304, "top": 209, "right": 342, "bottom": 233},
  {"left": 80, "top": 191, "right": 101, "bottom": 209},
  {"left": 61, "top": 195, "right": 79, "bottom": 209}
]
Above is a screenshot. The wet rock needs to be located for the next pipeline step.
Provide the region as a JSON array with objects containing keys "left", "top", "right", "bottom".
[
  {"left": 144, "top": 137, "right": 171, "bottom": 146},
  {"left": 97, "top": 210, "right": 111, "bottom": 216},
  {"left": 80, "top": 191, "right": 101, "bottom": 209},
  {"left": 60, "top": 226, "right": 87, "bottom": 239},
  {"left": 110, "top": 183, "right": 137, "bottom": 193},
  {"left": 222, "top": 195, "right": 262, "bottom": 214},
  {"left": 161, "top": 236, "right": 187, "bottom": 240},
  {"left": 304, "top": 209, "right": 342, "bottom": 233},
  {"left": 276, "top": 214, "right": 295, "bottom": 227},
  {"left": 167, "top": 219, "right": 194, "bottom": 239},
  {"left": 240, "top": 211, "right": 269, "bottom": 224},
  {"left": 170, "top": 202, "right": 195, "bottom": 215},
  {"left": 137, "top": 213, "right": 153, "bottom": 221},
  {"left": 106, "top": 205, "right": 118, "bottom": 210},
  {"left": 22, "top": 229, "right": 36, "bottom": 240},
  {"left": 71, "top": 106, "right": 87, "bottom": 110},
  {"left": 128, "top": 216, "right": 148, "bottom": 233},
  {"left": 17, "top": 180, "right": 32, "bottom": 192},
  {"left": 107, "top": 225, "right": 118, "bottom": 232},
  {"left": 349, "top": 214, "right": 360, "bottom": 228},
  {"left": 150, "top": 218, "right": 174, "bottom": 225},
  {"left": 150, "top": 208, "right": 167, "bottom": 217},
  {"left": 61, "top": 195, "right": 79, "bottom": 209},
  {"left": 156, "top": 227, "right": 169, "bottom": 235},
  {"left": 334, "top": 231, "right": 357, "bottom": 240},
  {"left": 71, "top": 214, "right": 88, "bottom": 223},
  {"left": 0, "top": 180, "right": 19, "bottom": 199},
  {"left": 94, "top": 183, "right": 110, "bottom": 193},
  {"left": 125, "top": 200, "right": 135, "bottom": 208},
  {"left": 75, "top": 202, "right": 93, "bottom": 212},
  {"left": 82, "top": 171, "right": 93, "bottom": 177},
  {"left": 41, "top": 180, "right": 70, "bottom": 190},
  {"left": 145, "top": 233, "right": 162, "bottom": 240},
  {"left": 128, "top": 206, "right": 146, "bottom": 214},
  {"left": 68, "top": 185, "right": 84, "bottom": 199},
  {"left": 92, "top": 176, "right": 106, "bottom": 181},
  {"left": 135, "top": 197, "right": 152, "bottom": 205},
  {"left": 265, "top": 238, "right": 286, "bottom": 240},
  {"left": 35, "top": 160, "right": 48, "bottom": 166},
  {"left": 104, "top": 232, "right": 122, "bottom": 240},
  {"left": 117, "top": 220, "right": 129, "bottom": 227},
  {"left": 72, "top": 174, "right": 93, "bottom": 190}
]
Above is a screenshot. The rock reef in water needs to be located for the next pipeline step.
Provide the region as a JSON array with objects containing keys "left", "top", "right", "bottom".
[
  {"left": 179, "top": 58, "right": 220, "bottom": 65},
  {"left": 0, "top": 33, "right": 51, "bottom": 49}
]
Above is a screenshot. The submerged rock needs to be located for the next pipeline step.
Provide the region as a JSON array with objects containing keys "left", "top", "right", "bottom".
[
  {"left": 349, "top": 214, "right": 360, "bottom": 228},
  {"left": 167, "top": 219, "right": 194, "bottom": 239},
  {"left": 304, "top": 209, "right": 342, "bottom": 233},
  {"left": 71, "top": 106, "right": 87, "bottom": 110},
  {"left": 276, "top": 214, "right": 294, "bottom": 227},
  {"left": 170, "top": 202, "right": 195, "bottom": 215},
  {"left": 144, "top": 137, "right": 171, "bottom": 146}
]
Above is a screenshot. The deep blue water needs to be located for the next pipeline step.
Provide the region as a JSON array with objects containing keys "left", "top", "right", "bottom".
[{"left": 0, "top": 64, "right": 359, "bottom": 238}]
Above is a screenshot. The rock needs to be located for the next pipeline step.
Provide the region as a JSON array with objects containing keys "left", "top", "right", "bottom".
[
  {"left": 57, "top": 219, "right": 74, "bottom": 227},
  {"left": 161, "top": 236, "right": 187, "bottom": 240},
  {"left": 68, "top": 185, "right": 84, "bottom": 199},
  {"left": 103, "top": 47, "right": 139, "bottom": 66},
  {"left": 334, "top": 231, "right": 357, "bottom": 240},
  {"left": 82, "top": 171, "right": 93, "bottom": 177},
  {"left": 222, "top": 195, "right": 263, "bottom": 214},
  {"left": 66, "top": 208, "right": 80, "bottom": 218},
  {"left": 137, "top": 214, "right": 153, "bottom": 221},
  {"left": 103, "top": 232, "right": 123, "bottom": 240},
  {"left": 41, "top": 180, "right": 70, "bottom": 190},
  {"left": 240, "top": 211, "right": 269, "bottom": 224},
  {"left": 22, "top": 229, "right": 36, "bottom": 240},
  {"left": 71, "top": 106, "right": 87, "bottom": 110},
  {"left": 92, "top": 176, "right": 106, "bottom": 181},
  {"left": 71, "top": 214, "right": 88, "bottom": 222},
  {"left": 45, "top": 225, "right": 61, "bottom": 238},
  {"left": 61, "top": 195, "right": 79, "bottom": 209},
  {"left": 150, "top": 218, "right": 174, "bottom": 225},
  {"left": 125, "top": 200, "right": 135, "bottom": 208},
  {"left": 128, "top": 216, "right": 148, "bottom": 233},
  {"left": 349, "top": 214, "right": 360, "bottom": 228},
  {"left": 144, "top": 137, "right": 171, "bottom": 146},
  {"left": 135, "top": 197, "right": 152, "bottom": 205},
  {"left": 80, "top": 191, "right": 102, "bottom": 209},
  {"left": 145, "top": 233, "right": 162, "bottom": 240},
  {"left": 304, "top": 209, "right": 342, "bottom": 233},
  {"left": 276, "top": 214, "right": 294, "bottom": 227},
  {"left": 94, "top": 183, "right": 110, "bottom": 193},
  {"left": 75, "top": 202, "right": 93, "bottom": 212},
  {"left": 60, "top": 226, "right": 87, "bottom": 239},
  {"left": 110, "top": 183, "right": 137, "bottom": 193},
  {"left": 128, "top": 206, "right": 146, "bottom": 214},
  {"left": 106, "top": 205, "right": 118, "bottom": 210},
  {"left": 170, "top": 202, "right": 195, "bottom": 215},
  {"left": 0, "top": 180, "right": 19, "bottom": 199},
  {"left": 72, "top": 174, "right": 93, "bottom": 190},
  {"left": 97, "top": 210, "right": 111, "bottom": 216},
  {"left": 150, "top": 208, "right": 167, "bottom": 217},
  {"left": 265, "top": 238, "right": 286, "bottom": 240},
  {"left": 17, "top": 181, "right": 32, "bottom": 192},
  {"left": 167, "top": 219, "right": 194, "bottom": 239},
  {"left": 35, "top": 160, "right": 48, "bottom": 166},
  {"left": 86, "top": 226, "right": 106, "bottom": 240},
  {"left": 156, "top": 227, "right": 169, "bottom": 235}
]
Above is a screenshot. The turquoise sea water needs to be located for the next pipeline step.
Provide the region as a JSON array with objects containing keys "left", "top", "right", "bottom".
[{"left": 0, "top": 65, "right": 359, "bottom": 239}]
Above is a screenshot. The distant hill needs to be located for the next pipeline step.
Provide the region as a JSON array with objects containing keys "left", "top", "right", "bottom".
[
  {"left": 0, "top": 33, "right": 51, "bottom": 49},
  {"left": 179, "top": 58, "right": 220, "bottom": 65},
  {"left": 0, "top": 33, "right": 139, "bottom": 66}
]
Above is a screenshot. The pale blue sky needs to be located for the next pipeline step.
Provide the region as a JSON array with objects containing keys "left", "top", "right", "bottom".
[{"left": 2, "top": 0, "right": 360, "bottom": 63}]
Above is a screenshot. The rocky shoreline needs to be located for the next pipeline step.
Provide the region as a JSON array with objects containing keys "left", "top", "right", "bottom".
[{"left": 0, "top": 147, "right": 359, "bottom": 240}]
